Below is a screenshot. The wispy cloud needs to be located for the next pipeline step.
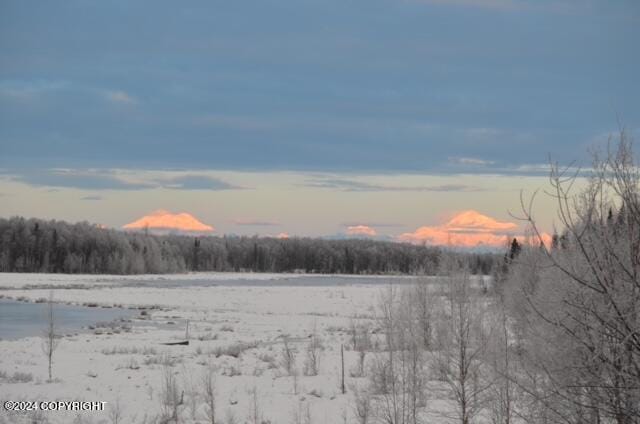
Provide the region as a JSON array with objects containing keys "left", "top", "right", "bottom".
[
  {"left": 415, "top": 0, "right": 522, "bottom": 10},
  {"left": 342, "top": 221, "right": 403, "bottom": 228},
  {"left": 0, "top": 79, "right": 69, "bottom": 100},
  {"left": 193, "top": 114, "right": 280, "bottom": 131},
  {"left": 448, "top": 157, "right": 495, "bottom": 166},
  {"left": 4, "top": 169, "right": 245, "bottom": 192},
  {"left": 191, "top": 114, "right": 440, "bottom": 142},
  {"left": 160, "top": 175, "right": 244, "bottom": 191},
  {"left": 80, "top": 195, "right": 103, "bottom": 201},
  {"left": 233, "top": 219, "right": 280, "bottom": 226},
  {"left": 105, "top": 90, "right": 136, "bottom": 104},
  {"left": 303, "top": 178, "right": 483, "bottom": 192},
  {"left": 414, "top": 0, "right": 632, "bottom": 16},
  {"left": 0, "top": 79, "right": 140, "bottom": 107},
  {"left": 7, "top": 169, "right": 153, "bottom": 191}
]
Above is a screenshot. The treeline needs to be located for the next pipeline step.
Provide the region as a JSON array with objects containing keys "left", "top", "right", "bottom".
[{"left": 0, "top": 216, "right": 498, "bottom": 275}]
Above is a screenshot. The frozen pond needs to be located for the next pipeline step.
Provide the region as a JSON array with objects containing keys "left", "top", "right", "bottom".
[{"left": 0, "top": 298, "right": 135, "bottom": 340}]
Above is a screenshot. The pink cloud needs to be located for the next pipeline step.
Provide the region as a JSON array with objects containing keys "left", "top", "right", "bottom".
[{"left": 346, "top": 225, "right": 377, "bottom": 237}]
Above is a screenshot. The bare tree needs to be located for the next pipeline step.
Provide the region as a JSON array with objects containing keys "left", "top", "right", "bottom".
[
  {"left": 341, "top": 343, "right": 346, "bottom": 395},
  {"left": 108, "top": 397, "right": 124, "bottom": 424},
  {"left": 160, "top": 360, "right": 182, "bottom": 423},
  {"left": 485, "top": 298, "right": 517, "bottom": 424},
  {"left": 412, "top": 278, "right": 435, "bottom": 350},
  {"left": 304, "top": 323, "right": 323, "bottom": 376},
  {"left": 350, "top": 317, "right": 359, "bottom": 351},
  {"left": 280, "top": 337, "right": 296, "bottom": 376},
  {"left": 247, "top": 384, "right": 262, "bottom": 424},
  {"left": 369, "top": 284, "right": 426, "bottom": 424},
  {"left": 280, "top": 336, "right": 300, "bottom": 394},
  {"left": 509, "top": 131, "right": 640, "bottom": 422},
  {"left": 291, "top": 400, "right": 311, "bottom": 424},
  {"left": 292, "top": 366, "right": 300, "bottom": 395},
  {"left": 350, "top": 319, "right": 372, "bottom": 378},
  {"left": 224, "top": 408, "right": 238, "bottom": 424},
  {"left": 351, "top": 348, "right": 367, "bottom": 378},
  {"left": 352, "top": 383, "right": 372, "bottom": 424},
  {"left": 41, "top": 291, "right": 59, "bottom": 381},
  {"left": 202, "top": 363, "right": 217, "bottom": 424},
  {"left": 181, "top": 365, "right": 198, "bottom": 421},
  {"left": 432, "top": 262, "right": 491, "bottom": 424}
]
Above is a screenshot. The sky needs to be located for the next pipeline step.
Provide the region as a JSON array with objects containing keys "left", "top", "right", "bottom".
[{"left": 0, "top": 0, "right": 638, "bottom": 246}]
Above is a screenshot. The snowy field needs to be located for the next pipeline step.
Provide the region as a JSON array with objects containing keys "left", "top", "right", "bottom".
[{"left": 0, "top": 272, "right": 459, "bottom": 424}]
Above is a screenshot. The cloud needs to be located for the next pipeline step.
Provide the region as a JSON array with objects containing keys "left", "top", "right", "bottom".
[
  {"left": 413, "top": 0, "right": 523, "bottom": 11},
  {"left": 192, "top": 114, "right": 437, "bottom": 136},
  {"left": 4, "top": 169, "right": 245, "bottom": 192},
  {"left": 80, "top": 195, "right": 103, "bottom": 201},
  {"left": 342, "top": 221, "right": 402, "bottom": 228},
  {"left": 346, "top": 225, "right": 377, "bottom": 237},
  {"left": 398, "top": 210, "right": 519, "bottom": 247},
  {"left": 0, "top": 79, "right": 139, "bottom": 107},
  {"left": 159, "top": 175, "right": 244, "bottom": 191},
  {"left": 448, "top": 157, "right": 496, "bottom": 166},
  {"left": 0, "top": 1, "right": 632, "bottom": 175},
  {"left": 276, "top": 232, "right": 289, "bottom": 239},
  {"left": 193, "top": 114, "right": 280, "bottom": 131},
  {"left": 8, "top": 169, "right": 153, "bottom": 191},
  {"left": 510, "top": 163, "right": 553, "bottom": 174},
  {"left": 0, "top": 79, "right": 69, "bottom": 100},
  {"left": 303, "top": 178, "right": 483, "bottom": 192},
  {"left": 105, "top": 90, "right": 136, "bottom": 104},
  {"left": 233, "top": 219, "right": 280, "bottom": 226}
]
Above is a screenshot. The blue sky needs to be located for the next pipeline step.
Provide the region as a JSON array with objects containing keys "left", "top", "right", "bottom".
[{"left": 0, "top": 0, "right": 638, "bottom": 242}]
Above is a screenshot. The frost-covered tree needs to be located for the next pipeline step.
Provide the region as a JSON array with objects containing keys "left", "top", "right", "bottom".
[
  {"left": 369, "top": 284, "right": 427, "bottom": 424},
  {"left": 432, "top": 260, "right": 490, "bottom": 424},
  {"left": 508, "top": 131, "right": 640, "bottom": 422},
  {"left": 41, "top": 291, "right": 59, "bottom": 381}
]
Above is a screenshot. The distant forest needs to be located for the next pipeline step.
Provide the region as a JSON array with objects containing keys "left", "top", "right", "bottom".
[{"left": 0, "top": 216, "right": 499, "bottom": 275}]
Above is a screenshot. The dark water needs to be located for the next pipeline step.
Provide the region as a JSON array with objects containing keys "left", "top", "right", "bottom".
[
  {"left": 120, "top": 275, "right": 427, "bottom": 288},
  {"left": 114, "top": 274, "right": 488, "bottom": 288},
  {"left": 0, "top": 299, "right": 135, "bottom": 340}
]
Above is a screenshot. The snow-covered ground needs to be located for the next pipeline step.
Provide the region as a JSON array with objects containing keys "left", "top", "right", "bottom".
[{"left": 0, "top": 272, "right": 453, "bottom": 424}]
